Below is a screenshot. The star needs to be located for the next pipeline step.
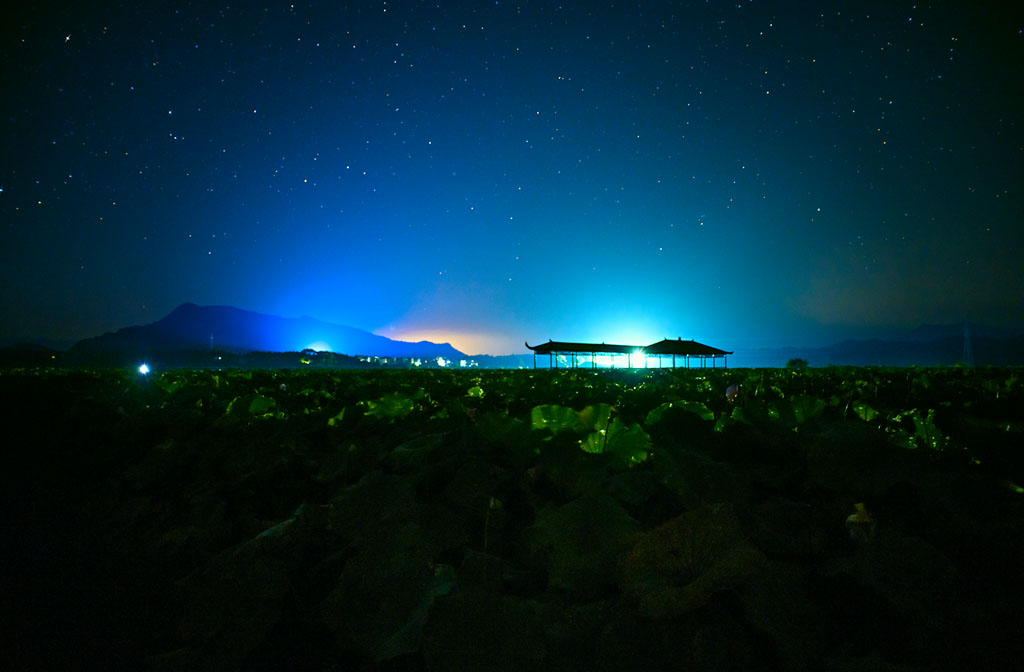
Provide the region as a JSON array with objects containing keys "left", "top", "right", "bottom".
[{"left": 65, "top": 34, "right": 71, "bottom": 43}]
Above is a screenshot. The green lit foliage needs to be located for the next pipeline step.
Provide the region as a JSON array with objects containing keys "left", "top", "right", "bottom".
[
  {"left": 530, "top": 403, "right": 595, "bottom": 434},
  {"left": 5, "top": 365, "right": 1024, "bottom": 670},
  {"left": 579, "top": 417, "right": 651, "bottom": 466},
  {"left": 362, "top": 388, "right": 426, "bottom": 421},
  {"left": 910, "top": 408, "right": 944, "bottom": 450},
  {"left": 224, "top": 393, "right": 283, "bottom": 421},
  {"left": 852, "top": 400, "right": 879, "bottom": 422},
  {"left": 645, "top": 400, "right": 714, "bottom": 425},
  {"left": 531, "top": 402, "right": 650, "bottom": 466},
  {"left": 768, "top": 393, "right": 827, "bottom": 429}
]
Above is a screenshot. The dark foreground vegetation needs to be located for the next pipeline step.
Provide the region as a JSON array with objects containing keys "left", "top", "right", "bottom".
[{"left": 2, "top": 366, "right": 1023, "bottom": 670}]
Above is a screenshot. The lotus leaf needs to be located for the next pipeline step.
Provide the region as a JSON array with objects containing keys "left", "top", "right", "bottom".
[
  {"left": 911, "top": 408, "right": 948, "bottom": 450},
  {"left": 323, "top": 471, "right": 464, "bottom": 661},
  {"left": 621, "top": 503, "right": 767, "bottom": 618},
  {"left": 769, "top": 394, "right": 826, "bottom": 428},
  {"left": 646, "top": 399, "right": 714, "bottom": 425},
  {"left": 580, "top": 417, "right": 650, "bottom": 467},
  {"left": 853, "top": 400, "right": 879, "bottom": 422},
  {"left": 523, "top": 492, "right": 639, "bottom": 597},
  {"left": 326, "top": 406, "right": 347, "bottom": 427},
  {"left": 530, "top": 403, "right": 580, "bottom": 434},
  {"left": 576, "top": 402, "right": 612, "bottom": 432},
  {"left": 850, "top": 526, "right": 957, "bottom": 617},
  {"left": 363, "top": 390, "right": 422, "bottom": 420},
  {"left": 385, "top": 432, "right": 447, "bottom": 472},
  {"left": 531, "top": 402, "right": 611, "bottom": 435},
  {"left": 225, "top": 393, "right": 279, "bottom": 418},
  {"left": 323, "top": 552, "right": 457, "bottom": 662}
]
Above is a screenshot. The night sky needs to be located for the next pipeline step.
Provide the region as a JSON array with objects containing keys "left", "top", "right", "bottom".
[{"left": 3, "top": 1, "right": 1022, "bottom": 355}]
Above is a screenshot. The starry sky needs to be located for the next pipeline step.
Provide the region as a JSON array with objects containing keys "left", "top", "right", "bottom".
[{"left": 2, "top": 1, "right": 1022, "bottom": 356}]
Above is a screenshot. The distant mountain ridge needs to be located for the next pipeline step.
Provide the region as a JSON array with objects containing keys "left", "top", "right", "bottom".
[
  {"left": 889, "top": 322, "right": 1020, "bottom": 343},
  {"left": 10, "top": 307, "right": 1023, "bottom": 369},
  {"left": 70, "top": 303, "right": 467, "bottom": 361},
  {"left": 731, "top": 323, "right": 1024, "bottom": 368}
]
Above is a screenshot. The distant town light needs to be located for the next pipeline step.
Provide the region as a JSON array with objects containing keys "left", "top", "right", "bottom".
[{"left": 138, "top": 363, "right": 150, "bottom": 375}]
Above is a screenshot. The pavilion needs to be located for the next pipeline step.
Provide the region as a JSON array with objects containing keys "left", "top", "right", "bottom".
[{"left": 525, "top": 337, "right": 732, "bottom": 369}]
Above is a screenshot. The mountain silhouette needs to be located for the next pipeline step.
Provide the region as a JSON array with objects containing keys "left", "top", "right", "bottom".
[
  {"left": 70, "top": 303, "right": 467, "bottom": 360},
  {"left": 731, "top": 324, "right": 1024, "bottom": 368}
]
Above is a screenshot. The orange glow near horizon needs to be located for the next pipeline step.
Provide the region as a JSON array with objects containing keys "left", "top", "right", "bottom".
[{"left": 374, "top": 328, "right": 518, "bottom": 356}]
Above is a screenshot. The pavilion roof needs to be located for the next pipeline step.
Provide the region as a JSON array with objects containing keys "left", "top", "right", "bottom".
[
  {"left": 643, "top": 338, "right": 733, "bottom": 356},
  {"left": 525, "top": 338, "right": 732, "bottom": 356},
  {"left": 525, "top": 340, "right": 638, "bottom": 355}
]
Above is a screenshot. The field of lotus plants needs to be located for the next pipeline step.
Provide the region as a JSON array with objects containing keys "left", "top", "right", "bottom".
[{"left": 2, "top": 365, "right": 1023, "bottom": 670}]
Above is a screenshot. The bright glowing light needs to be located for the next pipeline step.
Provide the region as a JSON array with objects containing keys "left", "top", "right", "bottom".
[
  {"left": 436, "top": 356, "right": 448, "bottom": 367},
  {"left": 373, "top": 328, "right": 512, "bottom": 356},
  {"left": 587, "top": 312, "right": 665, "bottom": 351},
  {"left": 306, "top": 341, "right": 332, "bottom": 352},
  {"left": 631, "top": 349, "right": 647, "bottom": 368},
  {"left": 138, "top": 363, "right": 150, "bottom": 375}
]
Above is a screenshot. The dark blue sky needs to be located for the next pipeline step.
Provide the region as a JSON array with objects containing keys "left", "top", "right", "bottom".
[{"left": 3, "top": 1, "right": 1022, "bottom": 355}]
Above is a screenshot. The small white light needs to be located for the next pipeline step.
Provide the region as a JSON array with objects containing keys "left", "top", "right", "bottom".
[{"left": 138, "top": 363, "right": 150, "bottom": 375}]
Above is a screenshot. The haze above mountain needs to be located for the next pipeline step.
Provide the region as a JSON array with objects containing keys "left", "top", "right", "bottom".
[{"left": 70, "top": 303, "right": 468, "bottom": 360}]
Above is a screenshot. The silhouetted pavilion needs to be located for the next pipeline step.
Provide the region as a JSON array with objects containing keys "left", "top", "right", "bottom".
[{"left": 525, "top": 337, "right": 732, "bottom": 369}]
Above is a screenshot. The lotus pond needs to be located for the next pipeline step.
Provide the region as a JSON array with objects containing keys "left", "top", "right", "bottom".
[{"left": 2, "top": 366, "right": 1023, "bottom": 670}]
